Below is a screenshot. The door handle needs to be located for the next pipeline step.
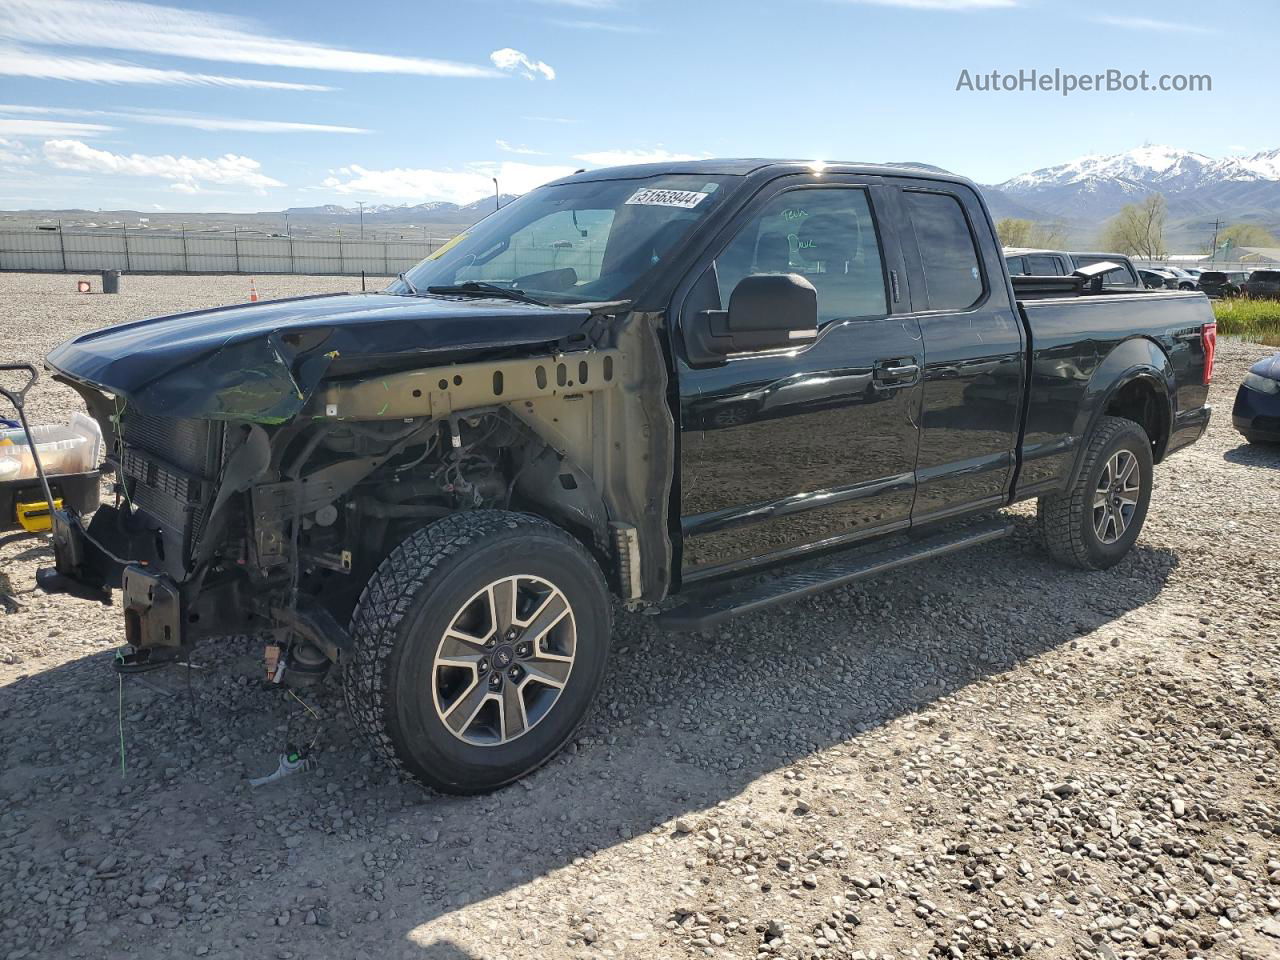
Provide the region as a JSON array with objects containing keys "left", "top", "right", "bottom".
[{"left": 874, "top": 360, "right": 919, "bottom": 382}]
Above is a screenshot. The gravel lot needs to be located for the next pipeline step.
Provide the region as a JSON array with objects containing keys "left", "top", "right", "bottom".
[{"left": 1, "top": 272, "right": 1278, "bottom": 960}]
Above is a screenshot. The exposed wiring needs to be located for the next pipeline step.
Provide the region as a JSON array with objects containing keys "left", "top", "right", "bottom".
[
  {"left": 116, "top": 670, "right": 127, "bottom": 778},
  {"left": 112, "top": 395, "right": 135, "bottom": 514},
  {"left": 283, "top": 688, "right": 323, "bottom": 756},
  {"left": 393, "top": 432, "right": 439, "bottom": 474},
  {"left": 289, "top": 688, "right": 320, "bottom": 721}
]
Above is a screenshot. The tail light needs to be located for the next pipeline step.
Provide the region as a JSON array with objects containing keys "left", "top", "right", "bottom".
[{"left": 1201, "top": 321, "right": 1217, "bottom": 385}]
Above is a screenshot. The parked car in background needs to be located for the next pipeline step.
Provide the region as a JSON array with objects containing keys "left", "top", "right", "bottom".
[
  {"left": 1004, "top": 248, "right": 1073, "bottom": 276},
  {"left": 1138, "top": 268, "right": 1179, "bottom": 290},
  {"left": 1240, "top": 270, "right": 1280, "bottom": 299},
  {"left": 1233, "top": 352, "right": 1280, "bottom": 444},
  {"left": 1165, "top": 267, "right": 1200, "bottom": 290},
  {"left": 1198, "top": 270, "right": 1250, "bottom": 298},
  {"left": 1069, "top": 252, "right": 1144, "bottom": 289}
]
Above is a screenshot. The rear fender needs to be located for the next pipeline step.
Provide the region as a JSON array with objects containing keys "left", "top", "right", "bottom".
[{"left": 1068, "top": 337, "right": 1174, "bottom": 479}]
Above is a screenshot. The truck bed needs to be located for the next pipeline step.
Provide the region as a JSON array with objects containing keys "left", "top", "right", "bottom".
[{"left": 1014, "top": 290, "right": 1214, "bottom": 496}]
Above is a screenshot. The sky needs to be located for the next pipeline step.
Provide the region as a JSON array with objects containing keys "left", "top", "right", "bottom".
[{"left": 0, "top": 0, "right": 1274, "bottom": 212}]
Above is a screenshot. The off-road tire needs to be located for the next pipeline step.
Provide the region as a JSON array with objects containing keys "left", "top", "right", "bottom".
[
  {"left": 1037, "top": 415, "right": 1153, "bottom": 570},
  {"left": 344, "top": 510, "right": 611, "bottom": 794}
]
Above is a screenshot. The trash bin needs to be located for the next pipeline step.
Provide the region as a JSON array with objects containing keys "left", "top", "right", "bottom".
[{"left": 101, "top": 269, "right": 121, "bottom": 294}]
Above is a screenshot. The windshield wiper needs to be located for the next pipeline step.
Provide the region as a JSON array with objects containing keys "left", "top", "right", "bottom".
[
  {"left": 424, "top": 281, "right": 545, "bottom": 306},
  {"left": 396, "top": 272, "right": 419, "bottom": 295}
]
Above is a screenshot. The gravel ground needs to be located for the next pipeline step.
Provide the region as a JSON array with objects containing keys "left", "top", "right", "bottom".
[{"left": 1, "top": 272, "right": 1278, "bottom": 960}]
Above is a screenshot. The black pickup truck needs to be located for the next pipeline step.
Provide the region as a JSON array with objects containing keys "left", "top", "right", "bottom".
[{"left": 38, "top": 159, "right": 1216, "bottom": 793}]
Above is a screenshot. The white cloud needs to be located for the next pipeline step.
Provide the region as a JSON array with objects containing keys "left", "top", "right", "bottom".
[
  {"left": 832, "top": 0, "right": 1015, "bottom": 7},
  {"left": 0, "top": 0, "right": 501, "bottom": 78},
  {"left": 0, "top": 118, "right": 115, "bottom": 137},
  {"left": 496, "top": 139, "right": 546, "bottom": 156},
  {"left": 0, "top": 137, "right": 33, "bottom": 165},
  {"left": 573, "top": 148, "right": 708, "bottom": 167},
  {"left": 1091, "top": 16, "right": 1214, "bottom": 34},
  {"left": 43, "top": 139, "right": 284, "bottom": 193},
  {"left": 490, "top": 48, "right": 556, "bottom": 81},
  {"left": 125, "top": 112, "right": 368, "bottom": 134},
  {"left": 549, "top": 19, "right": 651, "bottom": 33},
  {"left": 321, "top": 161, "right": 578, "bottom": 204},
  {"left": 0, "top": 103, "right": 367, "bottom": 134},
  {"left": 0, "top": 46, "right": 332, "bottom": 90}
]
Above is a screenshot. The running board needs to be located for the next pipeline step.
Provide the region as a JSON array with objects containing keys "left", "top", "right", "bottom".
[{"left": 657, "top": 518, "right": 1012, "bottom": 632}]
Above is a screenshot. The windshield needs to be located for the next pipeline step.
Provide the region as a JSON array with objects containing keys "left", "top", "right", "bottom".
[{"left": 392, "top": 175, "right": 734, "bottom": 304}]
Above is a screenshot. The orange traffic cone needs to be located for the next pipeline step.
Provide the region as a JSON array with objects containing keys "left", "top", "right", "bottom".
[{"left": 249, "top": 278, "right": 259, "bottom": 302}]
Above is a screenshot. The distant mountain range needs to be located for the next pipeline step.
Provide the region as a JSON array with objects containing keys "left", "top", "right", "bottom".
[
  {"left": 982, "top": 145, "right": 1280, "bottom": 250},
  {"left": 282, "top": 195, "right": 520, "bottom": 226},
  {"left": 7, "top": 147, "right": 1279, "bottom": 252}
]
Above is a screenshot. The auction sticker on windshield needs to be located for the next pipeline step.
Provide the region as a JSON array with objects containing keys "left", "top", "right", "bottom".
[{"left": 625, "top": 188, "right": 709, "bottom": 209}]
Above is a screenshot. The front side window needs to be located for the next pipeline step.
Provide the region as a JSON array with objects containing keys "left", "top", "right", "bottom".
[
  {"left": 904, "top": 190, "right": 984, "bottom": 310},
  {"left": 395, "top": 175, "right": 733, "bottom": 303},
  {"left": 713, "top": 187, "right": 887, "bottom": 324}
]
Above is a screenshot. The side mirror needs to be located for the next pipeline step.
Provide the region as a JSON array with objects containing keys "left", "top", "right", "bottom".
[
  {"left": 728, "top": 273, "right": 819, "bottom": 346},
  {"left": 686, "top": 273, "right": 818, "bottom": 360}
]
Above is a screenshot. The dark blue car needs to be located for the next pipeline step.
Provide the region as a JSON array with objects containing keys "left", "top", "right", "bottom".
[{"left": 1233, "top": 352, "right": 1280, "bottom": 444}]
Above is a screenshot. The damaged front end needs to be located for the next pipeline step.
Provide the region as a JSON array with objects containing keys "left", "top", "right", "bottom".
[{"left": 41, "top": 295, "right": 674, "bottom": 680}]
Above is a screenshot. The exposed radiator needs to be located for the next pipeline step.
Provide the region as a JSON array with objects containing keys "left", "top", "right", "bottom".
[{"left": 118, "top": 414, "right": 223, "bottom": 573}]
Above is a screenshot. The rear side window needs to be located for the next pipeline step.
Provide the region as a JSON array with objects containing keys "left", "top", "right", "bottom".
[
  {"left": 1104, "top": 266, "right": 1137, "bottom": 287},
  {"left": 1025, "top": 254, "right": 1065, "bottom": 276},
  {"left": 904, "top": 191, "right": 984, "bottom": 310},
  {"left": 1250, "top": 271, "right": 1280, "bottom": 282}
]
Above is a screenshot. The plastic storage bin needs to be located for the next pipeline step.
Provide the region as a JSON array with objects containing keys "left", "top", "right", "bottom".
[{"left": 0, "top": 412, "right": 102, "bottom": 480}]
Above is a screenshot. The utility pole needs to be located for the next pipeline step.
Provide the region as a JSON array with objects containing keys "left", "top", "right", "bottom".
[
  {"left": 1209, "top": 218, "right": 1226, "bottom": 261},
  {"left": 283, "top": 212, "right": 290, "bottom": 236},
  {"left": 493, "top": 178, "right": 501, "bottom": 212},
  {"left": 357, "top": 201, "right": 365, "bottom": 239}
]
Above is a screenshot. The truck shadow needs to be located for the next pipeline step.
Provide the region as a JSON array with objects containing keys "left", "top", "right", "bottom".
[{"left": 0, "top": 515, "right": 1178, "bottom": 958}]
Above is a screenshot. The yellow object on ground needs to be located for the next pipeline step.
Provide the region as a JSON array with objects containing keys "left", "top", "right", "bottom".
[{"left": 15, "top": 496, "right": 62, "bottom": 532}]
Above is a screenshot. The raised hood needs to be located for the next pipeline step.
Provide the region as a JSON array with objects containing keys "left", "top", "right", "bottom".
[{"left": 46, "top": 292, "right": 595, "bottom": 423}]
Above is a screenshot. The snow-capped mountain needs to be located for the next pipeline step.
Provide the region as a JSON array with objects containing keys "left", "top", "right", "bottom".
[{"left": 988, "top": 145, "right": 1280, "bottom": 228}]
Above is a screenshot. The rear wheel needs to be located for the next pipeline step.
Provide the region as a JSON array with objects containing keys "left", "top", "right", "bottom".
[
  {"left": 344, "top": 510, "right": 611, "bottom": 793},
  {"left": 1038, "top": 416, "right": 1153, "bottom": 570}
]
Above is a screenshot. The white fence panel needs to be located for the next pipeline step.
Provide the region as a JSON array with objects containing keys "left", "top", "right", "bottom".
[
  {"left": 62, "top": 232, "right": 128, "bottom": 271},
  {"left": 0, "top": 228, "right": 450, "bottom": 275},
  {"left": 0, "top": 230, "right": 61, "bottom": 269}
]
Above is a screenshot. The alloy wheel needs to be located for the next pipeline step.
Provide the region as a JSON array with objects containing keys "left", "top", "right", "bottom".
[
  {"left": 432, "top": 575, "right": 576, "bottom": 746},
  {"left": 1092, "top": 450, "right": 1140, "bottom": 545}
]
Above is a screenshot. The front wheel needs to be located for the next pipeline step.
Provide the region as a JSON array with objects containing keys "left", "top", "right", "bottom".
[
  {"left": 344, "top": 510, "right": 611, "bottom": 793},
  {"left": 1038, "top": 416, "right": 1154, "bottom": 570}
]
